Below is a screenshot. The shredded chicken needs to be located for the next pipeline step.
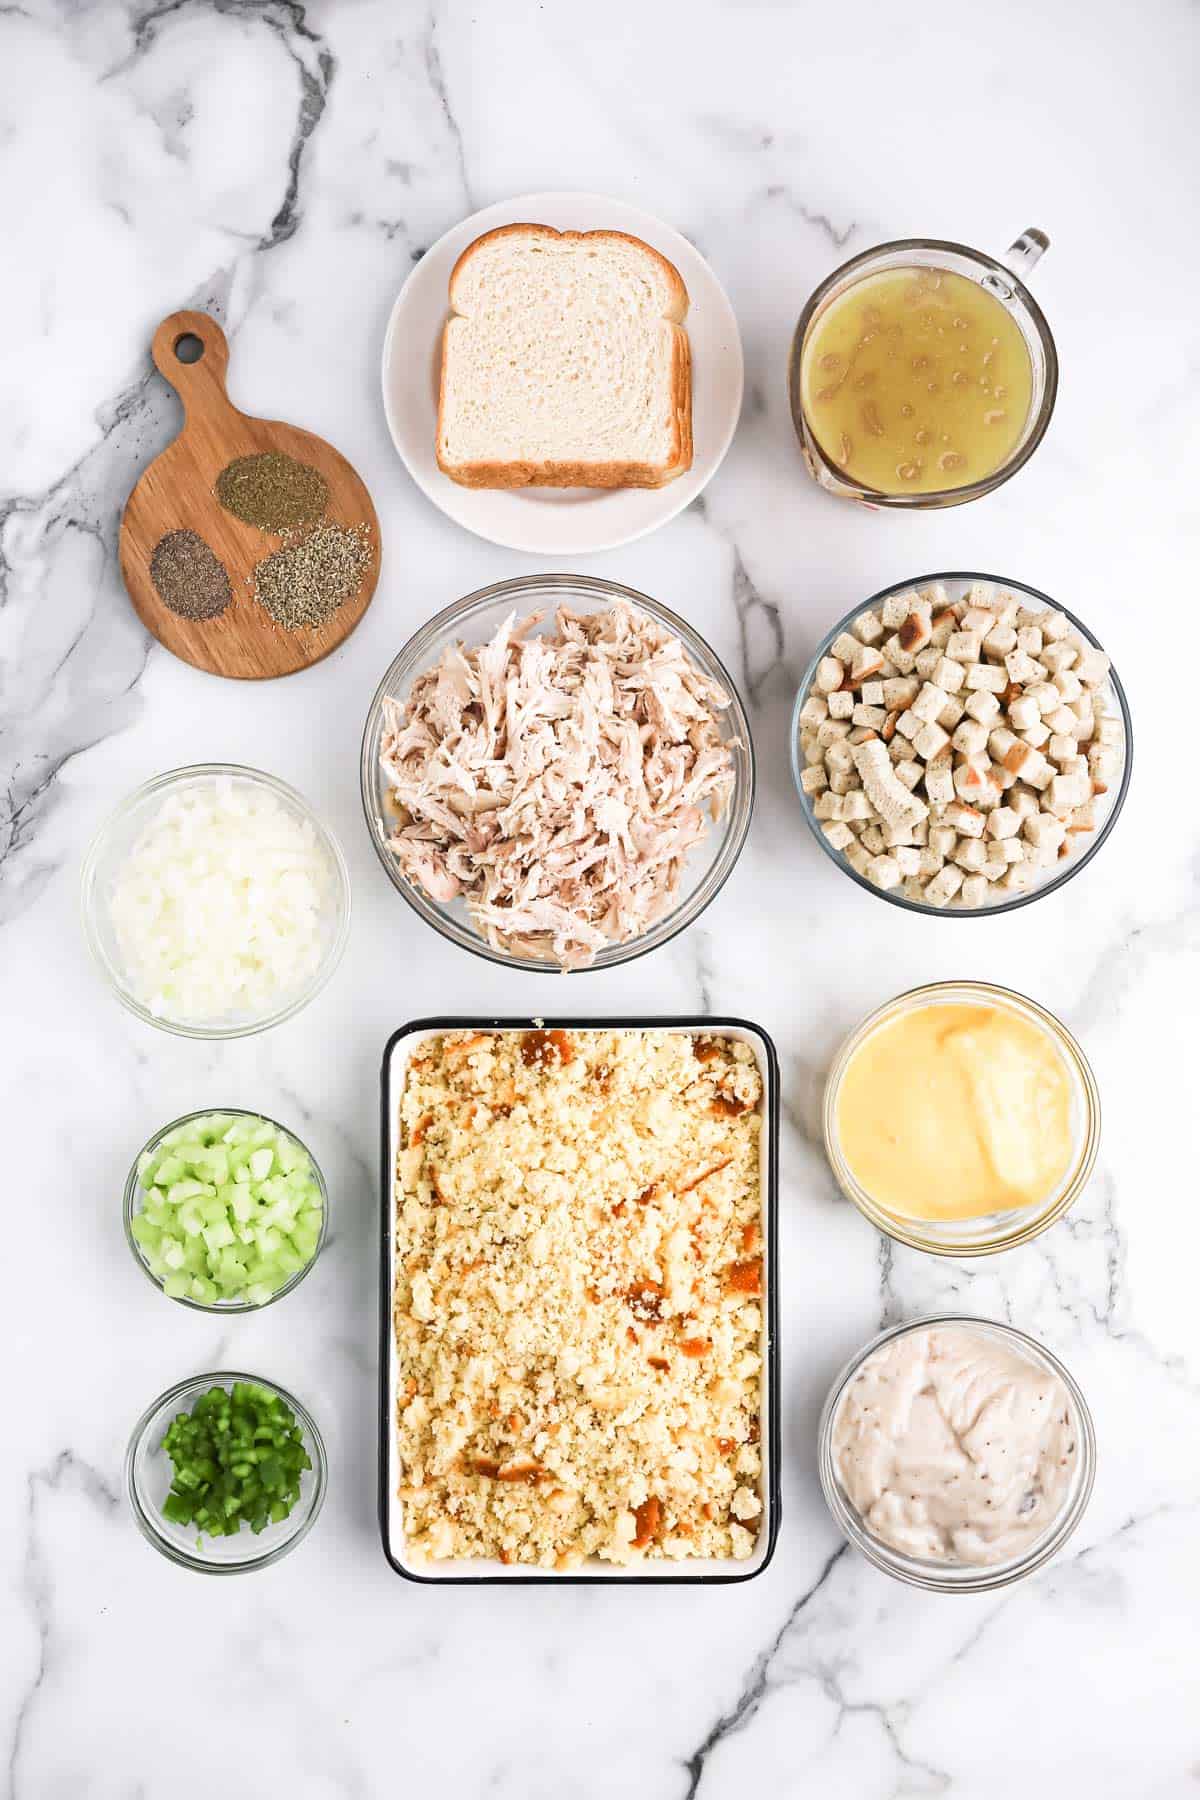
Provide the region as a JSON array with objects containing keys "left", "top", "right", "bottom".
[{"left": 378, "top": 601, "right": 738, "bottom": 968}]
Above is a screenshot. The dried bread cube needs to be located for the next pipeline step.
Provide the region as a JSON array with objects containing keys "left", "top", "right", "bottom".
[
  {"left": 883, "top": 634, "right": 917, "bottom": 675},
  {"left": 852, "top": 704, "right": 888, "bottom": 729},
  {"left": 963, "top": 688, "right": 1001, "bottom": 725},
  {"left": 925, "top": 755, "right": 955, "bottom": 806},
  {"left": 912, "top": 682, "right": 950, "bottom": 724},
  {"left": 893, "top": 759, "right": 923, "bottom": 791},
  {"left": 847, "top": 843, "right": 873, "bottom": 877},
  {"left": 798, "top": 695, "right": 829, "bottom": 728},
  {"left": 946, "top": 801, "right": 985, "bottom": 838},
  {"left": 1076, "top": 646, "right": 1111, "bottom": 687},
  {"left": 815, "top": 656, "right": 843, "bottom": 694},
  {"left": 861, "top": 679, "right": 885, "bottom": 707},
  {"left": 799, "top": 766, "right": 827, "bottom": 796},
  {"left": 986, "top": 806, "right": 1021, "bottom": 840},
  {"left": 828, "top": 689, "right": 854, "bottom": 720},
  {"left": 913, "top": 721, "right": 950, "bottom": 761},
  {"left": 831, "top": 632, "right": 861, "bottom": 665},
  {"left": 937, "top": 694, "right": 966, "bottom": 731},
  {"left": 867, "top": 854, "right": 902, "bottom": 891},
  {"left": 892, "top": 845, "right": 922, "bottom": 876},
  {"left": 953, "top": 837, "right": 988, "bottom": 872},
  {"left": 883, "top": 675, "right": 920, "bottom": 711},
  {"left": 914, "top": 647, "right": 942, "bottom": 680},
  {"left": 983, "top": 622, "right": 1018, "bottom": 658},
  {"left": 947, "top": 630, "right": 983, "bottom": 662},
  {"left": 883, "top": 591, "right": 920, "bottom": 628},
  {"left": 822, "top": 821, "right": 854, "bottom": 851},
  {"left": 965, "top": 662, "right": 1008, "bottom": 693},
  {"left": 924, "top": 865, "right": 965, "bottom": 907},
  {"left": 853, "top": 610, "right": 885, "bottom": 646},
  {"left": 849, "top": 642, "right": 885, "bottom": 685},
  {"left": 1040, "top": 641, "right": 1078, "bottom": 675},
  {"left": 894, "top": 709, "right": 921, "bottom": 742},
  {"left": 952, "top": 719, "right": 988, "bottom": 757},
  {"left": 960, "top": 874, "right": 989, "bottom": 908},
  {"left": 933, "top": 656, "right": 965, "bottom": 694}
]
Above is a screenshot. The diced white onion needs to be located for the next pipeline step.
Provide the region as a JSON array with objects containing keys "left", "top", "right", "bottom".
[{"left": 108, "top": 777, "right": 336, "bottom": 1023}]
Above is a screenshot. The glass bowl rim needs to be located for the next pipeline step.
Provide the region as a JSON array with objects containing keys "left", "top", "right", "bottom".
[
  {"left": 822, "top": 978, "right": 1101, "bottom": 1256},
  {"left": 817, "top": 1311, "right": 1097, "bottom": 1593},
  {"left": 123, "top": 1106, "right": 330, "bottom": 1314},
  {"left": 125, "top": 1369, "right": 328, "bottom": 1574},
  {"left": 80, "top": 761, "right": 352, "bottom": 1039},
  {"left": 789, "top": 572, "right": 1133, "bottom": 918},
  {"left": 359, "top": 572, "right": 756, "bottom": 973},
  {"left": 788, "top": 237, "right": 1059, "bottom": 506}
]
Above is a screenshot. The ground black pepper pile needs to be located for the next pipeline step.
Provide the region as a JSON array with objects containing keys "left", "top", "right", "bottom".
[
  {"left": 252, "top": 523, "right": 372, "bottom": 631},
  {"left": 215, "top": 451, "right": 328, "bottom": 533},
  {"left": 149, "top": 529, "right": 232, "bottom": 620}
]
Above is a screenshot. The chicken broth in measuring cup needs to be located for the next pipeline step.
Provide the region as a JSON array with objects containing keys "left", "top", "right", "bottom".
[{"left": 799, "top": 267, "right": 1034, "bottom": 497}]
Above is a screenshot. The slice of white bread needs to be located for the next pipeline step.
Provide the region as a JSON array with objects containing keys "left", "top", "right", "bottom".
[{"left": 436, "top": 224, "right": 692, "bottom": 490}]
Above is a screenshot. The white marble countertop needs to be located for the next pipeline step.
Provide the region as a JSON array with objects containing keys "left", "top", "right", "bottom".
[{"left": 4, "top": 1, "right": 1198, "bottom": 1794}]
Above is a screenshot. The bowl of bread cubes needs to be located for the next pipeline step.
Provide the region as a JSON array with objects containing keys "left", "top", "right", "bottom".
[{"left": 791, "top": 574, "right": 1131, "bottom": 914}]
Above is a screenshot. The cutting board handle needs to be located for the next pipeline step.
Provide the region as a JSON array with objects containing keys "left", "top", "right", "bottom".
[{"left": 150, "top": 310, "right": 231, "bottom": 417}]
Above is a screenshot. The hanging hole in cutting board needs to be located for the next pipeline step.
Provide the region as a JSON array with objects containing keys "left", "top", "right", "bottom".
[{"left": 174, "top": 333, "right": 205, "bottom": 364}]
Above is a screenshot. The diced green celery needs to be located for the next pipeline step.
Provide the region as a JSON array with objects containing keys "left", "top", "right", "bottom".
[
  {"left": 130, "top": 1213, "right": 160, "bottom": 1248},
  {"left": 202, "top": 1219, "right": 236, "bottom": 1254},
  {"left": 248, "top": 1147, "right": 275, "bottom": 1181},
  {"left": 160, "top": 1237, "right": 186, "bottom": 1271},
  {"left": 162, "top": 1272, "right": 190, "bottom": 1299},
  {"left": 152, "top": 1154, "right": 187, "bottom": 1186},
  {"left": 167, "top": 1179, "right": 213, "bottom": 1206}
]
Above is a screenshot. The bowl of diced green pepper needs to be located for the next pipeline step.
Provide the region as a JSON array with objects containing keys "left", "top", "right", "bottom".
[
  {"left": 126, "top": 1372, "right": 327, "bottom": 1572},
  {"left": 124, "top": 1109, "right": 328, "bottom": 1311}
]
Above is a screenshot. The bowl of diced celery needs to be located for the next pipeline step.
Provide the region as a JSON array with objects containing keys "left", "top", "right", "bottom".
[
  {"left": 124, "top": 1110, "right": 328, "bottom": 1312},
  {"left": 126, "top": 1371, "right": 327, "bottom": 1572}
]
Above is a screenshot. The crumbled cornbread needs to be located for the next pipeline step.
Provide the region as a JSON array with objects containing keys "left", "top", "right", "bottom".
[{"left": 393, "top": 1029, "right": 765, "bottom": 1568}]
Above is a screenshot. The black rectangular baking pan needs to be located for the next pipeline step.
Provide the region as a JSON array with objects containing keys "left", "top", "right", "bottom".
[{"left": 379, "top": 1015, "right": 781, "bottom": 1584}]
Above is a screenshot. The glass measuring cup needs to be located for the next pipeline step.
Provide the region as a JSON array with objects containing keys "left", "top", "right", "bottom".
[{"left": 788, "top": 229, "right": 1056, "bottom": 509}]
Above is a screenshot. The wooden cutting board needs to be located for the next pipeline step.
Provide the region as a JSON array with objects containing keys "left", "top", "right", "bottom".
[{"left": 119, "top": 310, "right": 381, "bottom": 679}]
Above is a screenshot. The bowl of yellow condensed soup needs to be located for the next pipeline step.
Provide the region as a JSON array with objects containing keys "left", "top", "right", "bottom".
[{"left": 823, "top": 981, "right": 1099, "bottom": 1255}]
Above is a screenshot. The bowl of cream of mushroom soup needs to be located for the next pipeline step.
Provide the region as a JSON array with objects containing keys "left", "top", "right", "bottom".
[{"left": 818, "top": 1315, "right": 1096, "bottom": 1592}]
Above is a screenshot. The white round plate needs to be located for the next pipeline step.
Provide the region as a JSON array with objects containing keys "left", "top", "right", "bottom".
[{"left": 381, "top": 191, "right": 744, "bottom": 556}]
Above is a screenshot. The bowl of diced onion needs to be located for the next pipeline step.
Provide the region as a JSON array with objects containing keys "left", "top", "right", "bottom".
[
  {"left": 81, "top": 764, "right": 350, "bottom": 1037},
  {"left": 124, "top": 1109, "right": 328, "bottom": 1312}
]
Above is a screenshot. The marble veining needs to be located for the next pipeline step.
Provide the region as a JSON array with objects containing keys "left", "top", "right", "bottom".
[{"left": 3, "top": 0, "right": 1199, "bottom": 1794}]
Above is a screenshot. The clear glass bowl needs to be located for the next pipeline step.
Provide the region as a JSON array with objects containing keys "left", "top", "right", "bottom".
[
  {"left": 360, "top": 574, "right": 755, "bottom": 972},
  {"left": 818, "top": 1314, "right": 1097, "bottom": 1593},
  {"left": 81, "top": 764, "right": 351, "bottom": 1038},
  {"left": 823, "top": 980, "right": 1101, "bottom": 1256},
  {"left": 790, "top": 573, "right": 1133, "bottom": 916},
  {"left": 126, "top": 1371, "right": 327, "bottom": 1574},
  {"left": 123, "top": 1108, "right": 329, "bottom": 1314}
]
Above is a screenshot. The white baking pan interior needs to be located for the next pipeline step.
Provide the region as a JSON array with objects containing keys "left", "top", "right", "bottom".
[{"left": 383, "top": 1022, "right": 775, "bottom": 1581}]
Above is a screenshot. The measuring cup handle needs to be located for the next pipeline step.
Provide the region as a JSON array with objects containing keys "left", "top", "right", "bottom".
[{"left": 1001, "top": 228, "right": 1050, "bottom": 280}]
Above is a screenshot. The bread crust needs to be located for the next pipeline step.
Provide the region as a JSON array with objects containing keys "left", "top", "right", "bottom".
[{"left": 437, "top": 223, "right": 693, "bottom": 490}]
